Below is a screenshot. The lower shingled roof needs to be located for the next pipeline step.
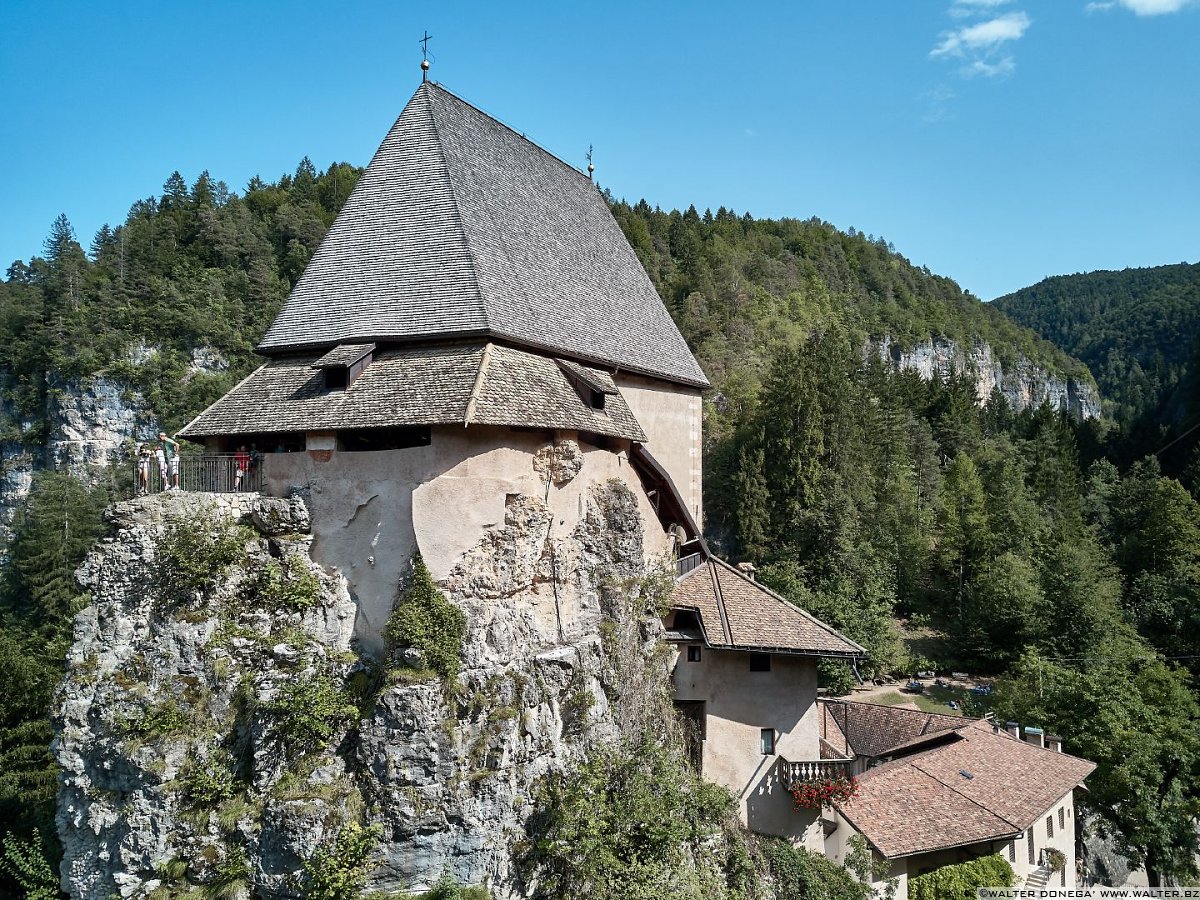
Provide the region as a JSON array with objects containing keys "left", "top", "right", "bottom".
[
  {"left": 819, "top": 699, "right": 976, "bottom": 759},
  {"left": 179, "top": 342, "right": 646, "bottom": 442},
  {"left": 671, "top": 559, "right": 866, "bottom": 657}
]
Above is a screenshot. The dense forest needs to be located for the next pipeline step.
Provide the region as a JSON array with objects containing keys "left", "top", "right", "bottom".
[
  {"left": 0, "top": 163, "right": 1198, "bottom": 893},
  {"left": 994, "top": 263, "right": 1200, "bottom": 470}
]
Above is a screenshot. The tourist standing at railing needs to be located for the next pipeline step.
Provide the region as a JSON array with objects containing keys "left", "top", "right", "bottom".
[
  {"left": 158, "top": 432, "right": 181, "bottom": 491},
  {"left": 136, "top": 443, "right": 151, "bottom": 495},
  {"left": 234, "top": 445, "right": 250, "bottom": 491}
]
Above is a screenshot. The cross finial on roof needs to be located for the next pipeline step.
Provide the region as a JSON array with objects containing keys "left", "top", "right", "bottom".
[{"left": 420, "top": 31, "right": 433, "bottom": 82}]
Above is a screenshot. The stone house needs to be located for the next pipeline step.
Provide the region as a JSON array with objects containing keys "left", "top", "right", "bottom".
[
  {"left": 665, "top": 557, "right": 865, "bottom": 849},
  {"left": 821, "top": 700, "right": 1096, "bottom": 898}
]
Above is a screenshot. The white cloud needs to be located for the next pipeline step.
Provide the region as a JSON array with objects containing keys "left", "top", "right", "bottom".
[
  {"left": 1085, "top": 1, "right": 1117, "bottom": 10},
  {"left": 963, "top": 56, "right": 1017, "bottom": 77},
  {"left": 949, "top": 0, "right": 1013, "bottom": 17},
  {"left": 920, "top": 85, "right": 957, "bottom": 122},
  {"left": 931, "top": 12, "right": 1032, "bottom": 57},
  {"left": 1113, "top": 0, "right": 1194, "bottom": 13}
]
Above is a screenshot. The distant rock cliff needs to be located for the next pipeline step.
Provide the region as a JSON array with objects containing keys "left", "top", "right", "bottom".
[
  {"left": 0, "top": 345, "right": 229, "bottom": 558},
  {"left": 55, "top": 483, "right": 659, "bottom": 899},
  {"left": 0, "top": 373, "right": 159, "bottom": 556},
  {"left": 873, "top": 336, "right": 1102, "bottom": 419}
]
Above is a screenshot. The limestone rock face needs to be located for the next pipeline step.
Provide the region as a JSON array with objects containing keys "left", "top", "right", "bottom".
[
  {"left": 0, "top": 370, "right": 160, "bottom": 558},
  {"left": 47, "top": 374, "right": 159, "bottom": 475},
  {"left": 56, "top": 479, "right": 654, "bottom": 899},
  {"left": 872, "top": 336, "right": 1102, "bottom": 419}
]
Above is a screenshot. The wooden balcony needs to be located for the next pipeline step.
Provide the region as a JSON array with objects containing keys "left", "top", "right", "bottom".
[{"left": 781, "top": 757, "right": 855, "bottom": 789}]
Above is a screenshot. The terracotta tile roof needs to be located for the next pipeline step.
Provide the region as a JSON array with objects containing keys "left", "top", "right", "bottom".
[
  {"left": 819, "top": 700, "right": 975, "bottom": 759},
  {"left": 179, "top": 342, "right": 646, "bottom": 442},
  {"left": 257, "top": 82, "right": 708, "bottom": 389},
  {"left": 836, "top": 720, "right": 1096, "bottom": 858},
  {"left": 838, "top": 759, "right": 1016, "bottom": 859},
  {"left": 671, "top": 559, "right": 865, "bottom": 657}
]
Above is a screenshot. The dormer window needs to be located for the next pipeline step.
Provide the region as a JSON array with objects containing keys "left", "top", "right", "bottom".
[
  {"left": 555, "top": 358, "right": 617, "bottom": 412},
  {"left": 313, "top": 343, "right": 376, "bottom": 392}
]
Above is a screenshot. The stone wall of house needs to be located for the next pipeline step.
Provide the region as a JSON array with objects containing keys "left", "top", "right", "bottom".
[
  {"left": 55, "top": 447, "right": 669, "bottom": 898},
  {"left": 259, "top": 426, "right": 673, "bottom": 656}
]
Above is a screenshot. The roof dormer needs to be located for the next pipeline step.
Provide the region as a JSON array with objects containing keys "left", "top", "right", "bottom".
[{"left": 313, "top": 342, "right": 376, "bottom": 391}]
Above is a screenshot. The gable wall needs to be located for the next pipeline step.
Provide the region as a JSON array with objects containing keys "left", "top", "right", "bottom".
[
  {"left": 614, "top": 374, "right": 703, "bottom": 525},
  {"left": 672, "top": 645, "right": 822, "bottom": 848}
]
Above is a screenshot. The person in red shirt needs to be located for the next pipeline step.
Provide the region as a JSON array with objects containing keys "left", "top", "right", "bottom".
[{"left": 234, "top": 445, "right": 250, "bottom": 490}]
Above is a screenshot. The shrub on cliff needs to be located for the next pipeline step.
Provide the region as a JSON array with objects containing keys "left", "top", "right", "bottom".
[
  {"left": 520, "top": 736, "right": 755, "bottom": 900},
  {"left": 384, "top": 556, "right": 465, "bottom": 680},
  {"left": 155, "top": 514, "right": 249, "bottom": 603}
]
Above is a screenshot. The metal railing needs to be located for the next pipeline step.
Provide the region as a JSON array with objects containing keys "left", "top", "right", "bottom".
[
  {"left": 781, "top": 757, "right": 855, "bottom": 788},
  {"left": 137, "top": 453, "right": 264, "bottom": 494},
  {"left": 677, "top": 552, "right": 705, "bottom": 577}
]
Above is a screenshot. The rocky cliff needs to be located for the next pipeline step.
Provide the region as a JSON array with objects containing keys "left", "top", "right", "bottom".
[
  {"left": 0, "top": 345, "right": 229, "bottom": 558},
  {"left": 873, "top": 336, "right": 1102, "bottom": 419},
  {"left": 54, "top": 482, "right": 662, "bottom": 899}
]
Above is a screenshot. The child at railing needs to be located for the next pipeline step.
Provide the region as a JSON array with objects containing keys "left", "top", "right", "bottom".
[
  {"left": 137, "top": 443, "right": 151, "bottom": 495},
  {"left": 234, "top": 445, "right": 250, "bottom": 491}
]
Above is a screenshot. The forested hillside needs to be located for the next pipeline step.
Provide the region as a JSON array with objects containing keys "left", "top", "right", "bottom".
[
  {"left": 610, "top": 200, "right": 1093, "bottom": 437},
  {"left": 0, "top": 165, "right": 1197, "bottom": 892},
  {"left": 994, "top": 263, "right": 1200, "bottom": 463}
]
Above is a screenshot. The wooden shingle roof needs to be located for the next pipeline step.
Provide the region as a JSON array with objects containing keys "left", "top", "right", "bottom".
[
  {"left": 257, "top": 82, "right": 708, "bottom": 389},
  {"left": 836, "top": 720, "right": 1096, "bottom": 859},
  {"left": 671, "top": 559, "right": 865, "bottom": 658},
  {"left": 178, "top": 342, "right": 646, "bottom": 442}
]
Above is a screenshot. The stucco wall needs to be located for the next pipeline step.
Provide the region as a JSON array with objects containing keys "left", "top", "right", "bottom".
[
  {"left": 615, "top": 374, "right": 703, "bottom": 525},
  {"left": 671, "top": 646, "right": 822, "bottom": 848},
  {"left": 1006, "top": 788, "right": 1079, "bottom": 888},
  {"left": 261, "top": 426, "right": 672, "bottom": 655}
]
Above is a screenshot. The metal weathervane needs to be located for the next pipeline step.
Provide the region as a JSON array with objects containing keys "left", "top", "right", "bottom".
[{"left": 420, "top": 31, "right": 433, "bottom": 82}]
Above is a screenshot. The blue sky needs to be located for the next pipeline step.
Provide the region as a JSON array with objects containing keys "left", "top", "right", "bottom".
[{"left": 1, "top": 0, "right": 1196, "bottom": 300}]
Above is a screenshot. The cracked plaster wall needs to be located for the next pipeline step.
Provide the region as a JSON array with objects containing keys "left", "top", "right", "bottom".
[{"left": 261, "top": 426, "right": 671, "bottom": 656}]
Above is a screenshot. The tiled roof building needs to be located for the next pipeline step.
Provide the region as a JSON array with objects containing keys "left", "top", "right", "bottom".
[{"left": 835, "top": 718, "right": 1095, "bottom": 858}]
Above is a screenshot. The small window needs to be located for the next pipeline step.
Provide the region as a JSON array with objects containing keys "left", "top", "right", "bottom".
[
  {"left": 749, "top": 653, "right": 771, "bottom": 672},
  {"left": 324, "top": 367, "right": 348, "bottom": 390},
  {"left": 1027, "top": 830, "right": 1035, "bottom": 865},
  {"left": 1061, "top": 866, "right": 1067, "bottom": 887},
  {"left": 760, "top": 728, "right": 775, "bottom": 755},
  {"left": 1008, "top": 841, "right": 1016, "bottom": 864},
  {"left": 686, "top": 645, "right": 702, "bottom": 662},
  {"left": 1046, "top": 816, "right": 1054, "bottom": 838},
  {"left": 589, "top": 389, "right": 606, "bottom": 410},
  {"left": 1058, "top": 807, "right": 1065, "bottom": 831}
]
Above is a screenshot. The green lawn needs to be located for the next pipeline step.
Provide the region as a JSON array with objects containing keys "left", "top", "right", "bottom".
[{"left": 867, "top": 685, "right": 974, "bottom": 716}]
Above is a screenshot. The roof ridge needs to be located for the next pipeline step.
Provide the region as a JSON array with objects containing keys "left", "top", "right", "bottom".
[
  {"left": 463, "top": 342, "right": 494, "bottom": 425},
  {"left": 908, "top": 756, "right": 1023, "bottom": 833},
  {"left": 425, "top": 81, "right": 594, "bottom": 185},
  {"left": 709, "top": 560, "right": 734, "bottom": 644},
  {"left": 420, "top": 84, "right": 489, "bottom": 331},
  {"left": 710, "top": 557, "right": 867, "bottom": 654}
]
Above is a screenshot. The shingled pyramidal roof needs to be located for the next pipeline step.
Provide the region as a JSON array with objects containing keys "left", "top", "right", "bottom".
[{"left": 258, "top": 82, "right": 708, "bottom": 388}]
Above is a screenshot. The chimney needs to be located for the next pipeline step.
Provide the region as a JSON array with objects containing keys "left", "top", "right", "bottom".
[
  {"left": 1045, "top": 735, "right": 1063, "bottom": 753},
  {"left": 1022, "top": 726, "right": 1045, "bottom": 749},
  {"left": 737, "top": 562, "right": 757, "bottom": 581},
  {"left": 1005, "top": 721, "right": 1020, "bottom": 740}
]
